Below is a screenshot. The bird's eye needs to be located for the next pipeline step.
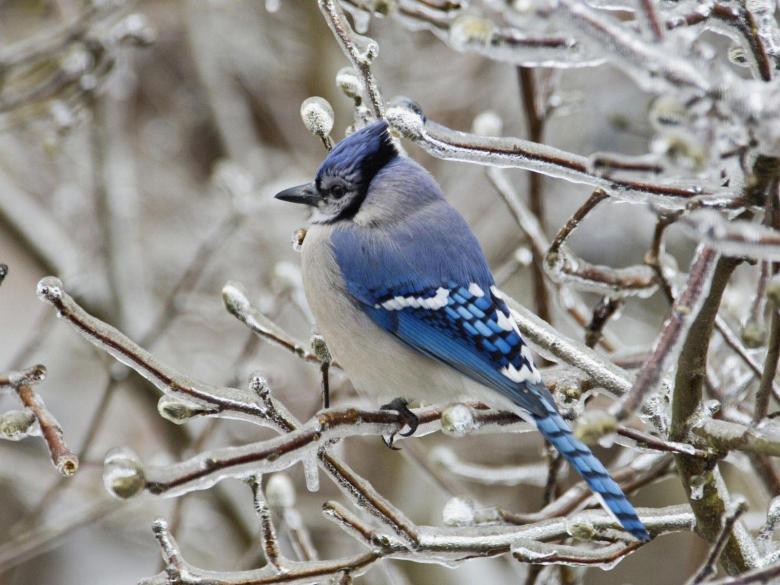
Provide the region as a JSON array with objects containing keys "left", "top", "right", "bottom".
[{"left": 331, "top": 184, "right": 346, "bottom": 199}]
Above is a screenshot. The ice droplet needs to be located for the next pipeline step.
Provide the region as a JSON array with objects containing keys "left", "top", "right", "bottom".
[
  {"left": 157, "top": 395, "right": 216, "bottom": 424},
  {"left": 728, "top": 45, "right": 749, "bottom": 67},
  {"left": 103, "top": 447, "right": 145, "bottom": 499},
  {"left": 441, "top": 404, "right": 477, "bottom": 437},
  {"left": 266, "top": 473, "right": 296, "bottom": 508},
  {"left": 265, "top": 0, "right": 280, "bottom": 12},
  {"left": 302, "top": 450, "right": 320, "bottom": 492},
  {"left": 449, "top": 15, "right": 494, "bottom": 52},
  {"left": 442, "top": 497, "right": 477, "bottom": 526},
  {"left": 300, "top": 97, "right": 335, "bottom": 138},
  {"left": 0, "top": 410, "right": 37, "bottom": 441}
]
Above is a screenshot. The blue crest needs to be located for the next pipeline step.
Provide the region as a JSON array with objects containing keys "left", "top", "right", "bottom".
[{"left": 316, "top": 120, "right": 398, "bottom": 190}]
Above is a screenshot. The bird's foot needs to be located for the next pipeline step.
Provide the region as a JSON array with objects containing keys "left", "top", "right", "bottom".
[{"left": 380, "top": 397, "right": 419, "bottom": 450}]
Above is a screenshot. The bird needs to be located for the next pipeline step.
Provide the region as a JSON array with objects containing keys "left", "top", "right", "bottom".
[{"left": 274, "top": 119, "right": 650, "bottom": 542}]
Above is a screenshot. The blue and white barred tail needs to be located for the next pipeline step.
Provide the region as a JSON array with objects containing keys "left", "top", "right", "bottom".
[{"left": 526, "top": 382, "right": 651, "bottom": 542}]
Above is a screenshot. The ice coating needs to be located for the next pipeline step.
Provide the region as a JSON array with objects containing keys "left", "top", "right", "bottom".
[
  {"left": 0, "top": 409, "right": 37, "bottom": 441},
  {"left": 440, "top": 403, "right": 478, "bottom": 437},
  {"left": 104, "top": 447, "right": 146, "bottom": 499},
  {"left": 300, "top": 96, "right": 335, "bottom": 138}
]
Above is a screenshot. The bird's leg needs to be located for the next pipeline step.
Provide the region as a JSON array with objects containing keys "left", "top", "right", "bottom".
[{"left": 380, "top": 397, "right": 419, "bottom": 450}]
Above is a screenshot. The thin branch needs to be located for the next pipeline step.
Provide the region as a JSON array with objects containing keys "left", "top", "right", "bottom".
[
  {"left": 319, "top": 0, "right": 384, "bottom": 118},
  {"left": 686, "top": 498, "right": 748, "bottom": 585},
  {"left": 611, "top": 245, "right": 720, "bottom": 421},
  {"left": 388, "top": 104, "right": 724, "bottom": 205}
]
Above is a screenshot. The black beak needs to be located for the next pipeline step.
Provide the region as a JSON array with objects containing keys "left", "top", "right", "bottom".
[{"left": 274, "top": 182, "right": 320, "bottom": 206}]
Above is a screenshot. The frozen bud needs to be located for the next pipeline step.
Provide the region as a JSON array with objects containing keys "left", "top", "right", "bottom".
[
  {"left": 222, "top": 281, "right": 250, "bottom": 317},
  {"left": 573, "top": 410, "right": 616, "bottom": 445},
  {"left": 727, "top": 45, "right": 749, "bottom": 67},
  {"left": 266, "top": 473, "right": 296, "bottom": 508},
  {"left": 386, "top": 97, "right": 425, "bottom": 139},
  {"left": 50, "top": 100, "right": 76, "bottom": 134},
  {"left": 114, "top": 13, "right": 156, "bottom": 47},
  {"left": 649, "top": 95, "right": 687, "bottom": 128},
  {"left": 514, "top": 247, "right": 533, "bottom": 266},
  {"left": 103, "top": 447, "right": 145, "bottom": 499},
  {"left": 472, "top": 111, "right": 502, "bottom": 136},
  {"left": 441, "top": 403, "right": 477, "bottom": 437},
  {"left": 0, "top": 410, "right": 37, "bottom": 440},
  {"left": 450, "top": 14, "right": 494, "bottom": 51},
  {"left": 310, "top": 334, "right": 332, "bottom": 363},
  {"left": 442, "top": 496, "right": 477, "bottom": 526},
  {"left": 249, "top": 372, "right": 271, "bottom": 399},
  {"left": 157, "top": 395, "right": 214, "bottom": 424},
  {"left": 566, "top": 517, "right": 596, "bottom": 541},
  {"left": 36, "top": 276, "right": 64, "bottom": 304},
  {"left": 742, "top": 320, "right": 767, "bottom": 348},
  {"left": 300, "top": 97, "right": 335, "bottom": 138},
  {"left": 336, "top": 66, "right": 364, "bottom": 101},
  {"left": 292, "top": 228, "right": 307, "bottom": 252},
  {"left": 768, "top": 274, "right": 780, "bottom": 306}
]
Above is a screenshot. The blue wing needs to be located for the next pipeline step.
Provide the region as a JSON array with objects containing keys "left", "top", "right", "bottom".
[{"left": 330, "top": 200, "right": 550, "bottom": 417}]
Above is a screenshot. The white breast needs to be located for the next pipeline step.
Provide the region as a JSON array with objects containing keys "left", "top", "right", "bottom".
[{"left": 300, "top": 224, "right": 477, "bottom": 406}]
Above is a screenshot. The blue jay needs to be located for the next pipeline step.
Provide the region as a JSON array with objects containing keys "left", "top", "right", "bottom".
[{"left": 275, "top": 120, "right": 650, "bottom": 542}]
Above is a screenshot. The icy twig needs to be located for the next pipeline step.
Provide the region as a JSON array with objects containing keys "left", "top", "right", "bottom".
[
  {"left": 223, "top": 281, "right": 324, "bottom": 367},
  {"left": 692, "top": 419, "right": 780, "bottom": 457},
  {"left": 36, "top": 276, "right": 269, "bottom": 425},
  {"left": 754, "top": 289, "right": 780, "bottom": 422},
  {"left": 706, "top": 560, "right": 780, "bottom": 585},
  {"left": 0, "top": 364, "right": 78, "bottom": 476},
  {"left": 517, "top": 67, "right": 551, "bottom": 323},
  {"left": 388, "top": 103, "right": 722, "bottom": 205},
  {"left": 250, "top": 478, "right": 285, "bottom": 571},
  {"left": 556, "top": 0, "right": 710, "bottom": 93},
  {"left": 681, "top": 211, "right": 780, "bottom": 260},
  {"left": 714, "top": 317, "right": 780, "bottom": 403},
  {"left": 545, "top": 188, "right": 658, "bottom": 299},
  {"left": 611, "top": 245, "right": 719, "bottom": 421},
  {"left": 687, "top": 498, "right": 748, "bottom": 584},
  {"left": 634, "top": 0, "right": 665, "bottom": 42},
  {"left": 319, "top": 0, "right": 384, "bottom": 118}
]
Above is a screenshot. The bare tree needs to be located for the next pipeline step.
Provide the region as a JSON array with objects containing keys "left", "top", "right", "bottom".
[{"left": 3, "top": 1, "right": 780, "bottom": 584}]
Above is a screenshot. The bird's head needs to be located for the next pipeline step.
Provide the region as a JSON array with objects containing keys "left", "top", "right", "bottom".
[{"left": 274, "top": 120, "right": 399, "bottom": 224}]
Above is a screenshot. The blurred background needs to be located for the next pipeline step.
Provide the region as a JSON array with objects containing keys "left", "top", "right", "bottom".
[{"left": 0, "top": 1, "right": 761, "bottom": 584}]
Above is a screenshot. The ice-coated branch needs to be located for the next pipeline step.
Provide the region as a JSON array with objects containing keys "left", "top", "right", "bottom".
[
  {"left": 692, "top": 418, "right": 780, "bottom": 457},
  {"left": 555, "top": 0, "right": 710, "bottom": 94},
  {"left": 611, "top": 245, "right": 719, "bottom": 421},
  {"left": 668, "top": 255, "right": 757, "bottom": 575},
  {"left": 0, "top": 364, "right": 78, "bottom": 476},
  {"left": 36, "top": 276, "right": 268, "bottom": 425},
  {"left": 386, "top": 102, "right": 725, "bottom": 206},
  {"left": 142, "top": 503, "right": 694, "bottom": 584},
  {"left": 319, "top": 0, "right": 384, "bottom": 118},
  {"left": 222, "top": 281, "right": 324, "bottom": 367},
  {"left": 687, "top": 498, "right": 748, "bottom": 585},
  {"left": 681, "top": 211, "right": 780, "bottom": 260},
  {"left": 754, "top": 280, "right": 780, "bottom": 421}
]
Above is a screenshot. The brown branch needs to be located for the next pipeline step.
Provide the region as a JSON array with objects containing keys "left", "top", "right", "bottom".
[
  {"left": 669, "top": 254, "right": 755, "bottom": 575},
  {"left": 518, "top": 66, "right": 551, "bottom": 324},
  {"left": 611, "top": 245, "right": 720, "bottom": 421}
]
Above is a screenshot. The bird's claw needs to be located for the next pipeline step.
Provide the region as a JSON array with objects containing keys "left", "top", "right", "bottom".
[{"left": 380, "top": 397, "right": 419, "bottom": 450}]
